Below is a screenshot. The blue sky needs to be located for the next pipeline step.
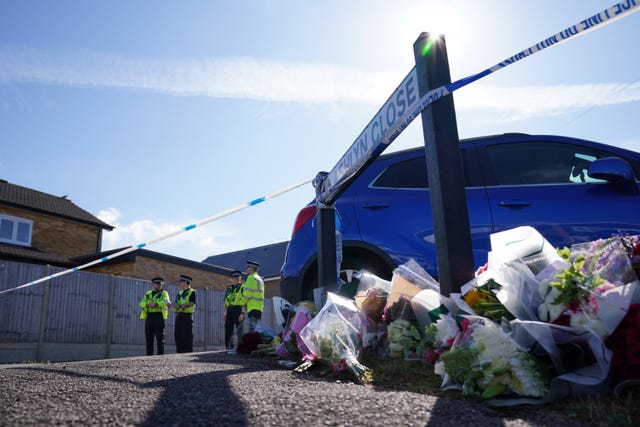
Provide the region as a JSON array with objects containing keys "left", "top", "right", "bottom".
[{"left": 1, "top": 1, "right": 639, "bottom": 264}]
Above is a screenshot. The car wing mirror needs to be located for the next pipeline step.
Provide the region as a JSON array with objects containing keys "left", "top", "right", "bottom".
[{"left": 587, "top": 157, "right": 635, "bottom": 183}]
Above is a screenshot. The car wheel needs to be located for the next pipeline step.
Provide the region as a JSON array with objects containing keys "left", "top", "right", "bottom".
[
  {"left": 340, "top": 255, "right": 393, "bottom": 283},
  {"left": 300, "top": 255, "right": 394, "bottom": 304}
]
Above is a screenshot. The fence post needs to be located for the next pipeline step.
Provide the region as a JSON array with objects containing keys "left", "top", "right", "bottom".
[
  {"left": 413, "top": 33, "right": 475, "bottom": 295},
  {"left": 203, "top": 289, "right": 209, "bottom": 351},
  {"left": 36, "top": 265, "right": 52, "bottom": 362},
  {"left": 104, "top": 274, "right": 115, "bottom": 359}
]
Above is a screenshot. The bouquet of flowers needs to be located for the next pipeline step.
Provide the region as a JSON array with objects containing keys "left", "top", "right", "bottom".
[
  {"left": 537, "top": 237, "right": 638, "bottom": 339},
  {"left": 439, "top": 317, "right": 551, "bottom": 399},
  {"left": 462, "top": 278, "right": 514, "bottom": 323},
  {"left": 605, "top": 302, "right": 640, "bottom": 384},
  {"left": 297, "top": 293, "right": 370, "bottom": 381},
  {"left": 420, "top": 313, "right": 462, "bottom": 363},
  {"left": 387, "top": 318, "right": 422, "bottom": 359},
  {"left": 620, "top": 234, "right": 640, "bottom": 280}
]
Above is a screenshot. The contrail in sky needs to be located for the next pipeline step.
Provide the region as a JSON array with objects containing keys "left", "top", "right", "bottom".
[{"left": 0, "top": 44, "right": 638, "bottom": 121}]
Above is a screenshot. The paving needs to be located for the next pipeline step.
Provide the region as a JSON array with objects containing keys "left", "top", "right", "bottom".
[{"left": 0, "top": 351, "right": 594, "bottom": 426}]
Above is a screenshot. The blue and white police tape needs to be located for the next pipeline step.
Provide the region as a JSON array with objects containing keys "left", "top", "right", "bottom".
[
  {"left": 321, "top": 0, "right": 639, "bottom": 202},
  {"left": 0, "top": 179, "right": 312, "bottom": 296},
  {"left": 409, "top": 1, "right": 638, "bottom": 133}
]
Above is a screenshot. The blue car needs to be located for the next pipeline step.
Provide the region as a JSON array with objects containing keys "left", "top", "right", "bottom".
[{"left": 280, "top": 133, "right": 640, "bottom": 303}]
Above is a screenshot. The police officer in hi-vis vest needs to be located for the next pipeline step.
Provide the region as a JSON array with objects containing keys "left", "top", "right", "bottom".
[
  {"left": 241, "top": 260, "right": 264, "bottom": 332},
  {"left": 223, "top": 270, "right": 246, "bottom": 353},
  {"left": 173, "top": 274, "right": 196, "bottom": 353},
  {"left": 139, "top": 277, "right": 172, "bottom": 355}
]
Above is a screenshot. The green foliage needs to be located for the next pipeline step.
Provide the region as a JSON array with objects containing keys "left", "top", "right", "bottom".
[{"left": 550, "top": 252, "right": 605, "bottom": 307}]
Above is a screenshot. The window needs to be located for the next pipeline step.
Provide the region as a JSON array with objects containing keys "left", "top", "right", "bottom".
[
  {"left": 0, "top": 214, "right": 33, "bottom": 246},
  {"left": 486, "top": 142, "right": 608, "bottom": 186},
  {"left": 372, "top": 156, "right": 429, "bottom": 189}
]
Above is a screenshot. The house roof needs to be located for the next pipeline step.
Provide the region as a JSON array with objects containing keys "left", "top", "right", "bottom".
[
  {"left": 0, "top": 242, "right": 77, "bottom": 267},
  {"left": 201, "top": 241, "right": 289, "bottom": 279},
  {"left": 0, "top": 179, "right": 114, "bottom": 230},
  {"left": 72, "top": 247, "right": 233, "bottom": 276}
]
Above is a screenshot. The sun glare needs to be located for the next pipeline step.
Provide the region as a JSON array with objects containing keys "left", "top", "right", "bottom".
[{"left": 402, "top": 3, "right": 465, "bottom": 43}]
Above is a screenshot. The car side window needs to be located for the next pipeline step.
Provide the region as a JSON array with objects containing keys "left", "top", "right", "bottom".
[
  {"left": 372, "top": 156, "right": 429, "bottom": 188},
  {"left": 486, "top": 142, "right": 607, "bottom": 185}
]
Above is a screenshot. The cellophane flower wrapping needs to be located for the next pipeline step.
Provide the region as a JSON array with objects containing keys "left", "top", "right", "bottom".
[
  {"left": 383, "top": 259, "right": 439, "bottom": 324},
  {"left": 298, "top": 292, "right": 369, "bottom": 379},
  {"left": 537, "top": 237, "right": 639, "bottom": 339},
  {"left": 509, "top": 319, "right": 612, "bottom": 401},
  {"left": 439, "top": 316, "right": 551, "bottom": 400},
  {"left": 274, "top": 309, "right": 313, "bottom": 358},
  {"left": 353, "top": 270, "right": 390, "bottom": 324}
]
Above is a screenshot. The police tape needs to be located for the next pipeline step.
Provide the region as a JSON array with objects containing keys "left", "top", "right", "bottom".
[
  {"left": 321, "top": 0, "right": 639, "bottom": 202},
  {"left": 0, "top": 179, "right": 312, "bottom": 296}
]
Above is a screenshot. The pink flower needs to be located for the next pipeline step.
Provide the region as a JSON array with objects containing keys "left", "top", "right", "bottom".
[{"left": 475, "top": 263, "right": 489, "bottom": 276}]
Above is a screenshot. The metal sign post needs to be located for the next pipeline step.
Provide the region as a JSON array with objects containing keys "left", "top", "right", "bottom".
[
  {"left": 313, "top": 171, "right": 339, "bottom": 295},
  {"left": 316, "top": 203, "right": 338, "bottom": 291},
  {"left": 413, "top": 33, "right": 474, "bottom": 295},
  {"left": 313, "top": 32, "right": 476, "bottom": 297}
]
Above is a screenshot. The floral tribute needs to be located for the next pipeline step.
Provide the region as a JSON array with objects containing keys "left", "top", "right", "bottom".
[
  {"left": 440, "top": 317, "right": 551, "bottom": 399},
  {"left": 258, "top": 227, "right": 640, "bottom": 404}
]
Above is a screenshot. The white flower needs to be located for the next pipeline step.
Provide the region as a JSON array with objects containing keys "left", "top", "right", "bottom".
[
  {"left": 467, "top": 320, "right": 549, "bottom": 398},
  {"left": 538, "top": 278, "right": 550, "bottom": 298},
  {"left": 435, "top": 314, "right": 459, "bottom": 345},
  {"left": 569, "top": 312, "right": 607, "bottom": 338},
  {"left": 547, "top": 302, "right": 565, "bottom": 322},
  {"left": 569, "top": 311, "right": 590, "bottom": 329},
  {"left": 538, "top": 303, "right": 548, "bottom": 322},
  {"left": 538, "top": 287, "right": 564, "bottom": 322}
]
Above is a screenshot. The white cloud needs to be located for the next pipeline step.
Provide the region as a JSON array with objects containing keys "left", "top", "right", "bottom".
[
  {"left": 0, "top": 44, "right": 399, "bottom": 104},
  {"left": 1, "top": 44, "right": 638, "bottom": 121},
  {"left": 97, "top": 207, "right": 237, "bottom": 261},
  {"left": 454, "top": 82, "right": 640, "bottom": 122}
]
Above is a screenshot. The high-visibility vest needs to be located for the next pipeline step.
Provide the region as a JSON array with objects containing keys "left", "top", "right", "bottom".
[
  {"left": 242, "top": 273, "right": 264, "bottom": 312},
  {"left": 139, "top": 289, "right": 171, "bottom": 320},
  {"left": 175, "top": 288, "right": 196, "bottom": 314},
  {"left": 224, "top": 283, "right": 246, "bottom": 307},
  {"left": 224, "top": 284, "right": 240, "bottom": 307},
  {"left": 233, "top": 283, "right": 247, "bottom": 306}
]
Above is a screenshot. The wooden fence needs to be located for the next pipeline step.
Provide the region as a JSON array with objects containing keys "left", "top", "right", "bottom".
[{"left": 0, "top": 260, "right": 276, "bottom": 363}]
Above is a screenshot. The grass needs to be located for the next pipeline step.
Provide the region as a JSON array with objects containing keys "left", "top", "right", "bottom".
[{"left": 359, "top": 356, "right": 640, "bottom": 427}]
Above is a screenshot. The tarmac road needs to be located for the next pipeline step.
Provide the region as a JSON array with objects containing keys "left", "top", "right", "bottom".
[{"left": 0, "top": 351, "right": 595, "bottom": 426}]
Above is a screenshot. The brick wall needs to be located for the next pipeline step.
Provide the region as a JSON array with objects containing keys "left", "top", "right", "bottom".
[
  {"left": 89, "top": 255, "right": 230, "bottom": 291},
  {"left": 1, "top": 206, "right": 101, "bottom": 258}
]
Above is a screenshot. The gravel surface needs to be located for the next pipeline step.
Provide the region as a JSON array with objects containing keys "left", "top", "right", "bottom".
[{"left": 0, "top": 351, "right": 595, "bottom": 426}]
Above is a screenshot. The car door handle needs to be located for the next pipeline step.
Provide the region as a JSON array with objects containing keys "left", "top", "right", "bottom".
[
  {"left": 362, "top": 204, "right": 390, "bottom": 210},
  {"left": 498, "top": 200, "right": 532, "bottom": 208}
]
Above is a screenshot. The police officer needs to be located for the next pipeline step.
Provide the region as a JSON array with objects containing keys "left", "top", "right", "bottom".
[
  {"left": 174, "top": 274, "right": 196, "bottom": 353},
  {"left": 139, "top": 277, "right": 171, "bottom": 356},
  {"left": 242, "top": 260, "right": 264, "bottom": 332},
  {"left": 223, "top": 270, "right": 245, "bottom": 353}
]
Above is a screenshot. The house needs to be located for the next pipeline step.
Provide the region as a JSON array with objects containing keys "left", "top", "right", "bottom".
[
  {"left": 75, "top": 248, "right": 232, "bottom": 290},
  {"left": 202, "top": 241, "right": 289, "bottom": 298},
  {"left": 0, "top": 179, "right": 113, "bottom": 266},
  {"left": 0, "top": 179, "right": 232, "bottom": 289}
]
